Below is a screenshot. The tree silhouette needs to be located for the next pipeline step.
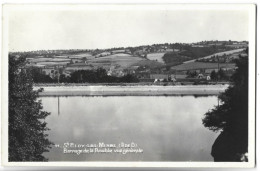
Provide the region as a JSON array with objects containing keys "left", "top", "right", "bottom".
[
  {"left": 9, "top": 55, "right": 52, "bottom": 161},
  {"left": 210, "top": 70, "right": 217, "bottom": 80},
  {"left": 202, "top": 49, "right": 248, "bottom": 161}
]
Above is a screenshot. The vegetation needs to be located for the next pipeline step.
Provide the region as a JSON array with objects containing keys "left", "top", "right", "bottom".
[
  {"left": 29, "top": 67, "right": 55, "bottom": 83},
  {"left": 9, "top": 55, "right": 52, "bottom": 161},
  {"left": 202, "top": 49, "right": 248, "bottom": 161},
  {"left": 70, "top": 68, "right": 139, "bottom": 83},
  {"left": 210, "top": 69, "right": 228, "bottom": 81},
  {"left": 146, "top": 53, "right": 165, "bottom": 63},
  {"left": 162, "top": 53, "right": 191, "bottom": 66},
  {"left": 171, "top": 62, "right": 236, "bottom": 71},
  {"left": 27, "top": 67, "right": 140, "bottom": 83},
  {"left": 210, "top": 70, "right": 217, "bottom": 80},
  {"left": 163, "top": 45, "right": 234, "bottom": 66},
  {"left": 179, "top": 46, "right": 219, "bottom": 58},
  {"left": 186, "top": 70, "right": 198, "bottom": 78}
]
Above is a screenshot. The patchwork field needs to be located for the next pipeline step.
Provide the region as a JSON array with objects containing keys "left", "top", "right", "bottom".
[
  {"left": 36, "top": 61, "right": 70, "bottom": 66},
  {"left": 52, "top": 53, "right": 94, "bottom": 59},
  {"left": 97, "top": 53, "right": 133, "bottom": 58},
  {"left": 89, "top": 54, "right": 143, "bottom": 68},
  {"left": 147, "top": 53, "right": 165, "bottom": 63},
  {"left": 67, "top": 53, "right": 93, "bottom": 57},
  {"left": 52, "top": 55, "right": 70, "bottom": 58},
  {"left": 27, "top": 52, "right": 96, "bottom": 67},
  {"left": 131, "top": 59, "right": 164, "bottom": 68},
  {"left": 96, "top": 52, "right": 111, "bottom": 57},
  {"left": 29, "top": 58, "right": 71, "bottom": 62},
  {"left": 112, "top": 50, "right": 126, "bottom": 53}
]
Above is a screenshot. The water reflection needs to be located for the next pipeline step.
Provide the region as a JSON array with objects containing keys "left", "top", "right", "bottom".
[{"left": 41, "top": 96, "right": 219, "bottom": 161}]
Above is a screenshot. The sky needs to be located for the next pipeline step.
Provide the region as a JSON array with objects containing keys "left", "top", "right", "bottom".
[{"left": 7, "top": 5, "right": 249, "bottom": 52}]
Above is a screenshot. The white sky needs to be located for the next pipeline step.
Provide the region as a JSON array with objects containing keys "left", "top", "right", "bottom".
[{"left": 7, "top": 5, "right": 249, "bottom": 52}]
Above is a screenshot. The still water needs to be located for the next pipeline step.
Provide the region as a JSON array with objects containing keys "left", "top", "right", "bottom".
[{"left": 41, "top": 96, "right": 219, "bottom": 161}]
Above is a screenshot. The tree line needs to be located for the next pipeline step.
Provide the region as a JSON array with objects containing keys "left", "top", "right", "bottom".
[{"left": 28, "top": 67, "right": 139, "bottom": 83}]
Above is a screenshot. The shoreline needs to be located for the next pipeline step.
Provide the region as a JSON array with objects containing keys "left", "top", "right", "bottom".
[{"left": 35, "top": 84, "right": 229, "bottom": 96}]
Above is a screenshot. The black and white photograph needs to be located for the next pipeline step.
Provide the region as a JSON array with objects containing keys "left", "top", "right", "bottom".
[{"left": 1, "top": 3, "right": 256, "bottom": 168}]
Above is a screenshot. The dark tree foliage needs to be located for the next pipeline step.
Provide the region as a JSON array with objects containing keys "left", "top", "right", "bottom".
[
  {"left": 70, "top": 68, "right": 139, "bottom": 83},
  {"left": 210, "top": 70, "right": 217, "bottom": 80},
  {"left": 162, "top": 53, "right": 191, "bottom": 66},
  {"left": 210, "top": 69, "right": 228, "bottom": 81},
  {"left": 9, "top": 55, "right": 52, "bottom": 161},
  {"left": 59, "top": 74, "right": 70, "bottom": 83},
  {"left": 202, "top": 49, "right": 248, "bottom": 161},
  {"left": 27, "top": 67, "right": 54, "bottom": 83},
  {"left": 218, "top": 68, "right": 228, "bottom": 80},
  {"left": 186, "top": 70, "right": 198, "bottom": 78},
  {"left": 119, "top": 74, "right": 139, "bottom": 83},
  {"left": 180, "top": 46, "right": 218, "bottom": 58}
]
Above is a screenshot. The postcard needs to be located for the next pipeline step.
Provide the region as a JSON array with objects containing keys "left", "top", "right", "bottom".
[{"left": 1, "top": 3, "right": 256, "bottom": 168}]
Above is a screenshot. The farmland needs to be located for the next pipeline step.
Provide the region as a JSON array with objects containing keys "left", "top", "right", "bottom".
[
  {"left": 36, "top": 61, "right": 70, "bottom": 66},
  {"left": 28, "top": 58, "right": 71, "bottom": 62},
  {"left": 147, "top": 53, "right": 165, "bottom": 63},
  {"left": 15, "top": 40, "right": 247, "bottom": 83},
  {"left": 98, "top": 53, "right": 133, "bottom": 58},
  {"left": 131, "top": 59, "right": 164, "bottom": 68},
  {"left": 89, "top": 53, "right": 143, "bottom": 68}
]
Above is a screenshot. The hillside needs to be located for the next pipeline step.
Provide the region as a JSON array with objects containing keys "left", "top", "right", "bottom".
[
  {"left": 171, "top": 62, "right": 236, "bottom": 71},
  {"left": 162, "top": 46, "right": 235, "bottom": 66},
  {"left": 12, "top": 40, "right": 248, "bottom": 82}
]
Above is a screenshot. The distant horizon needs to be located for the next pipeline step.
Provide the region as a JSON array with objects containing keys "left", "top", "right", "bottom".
[{"left": 9, "top": 39, "right": 248, "bottom": 53}]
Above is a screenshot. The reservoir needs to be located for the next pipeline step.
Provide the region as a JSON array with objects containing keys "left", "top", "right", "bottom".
[{"left": 41, "top": 95, "right": 219, "bottom": 161}]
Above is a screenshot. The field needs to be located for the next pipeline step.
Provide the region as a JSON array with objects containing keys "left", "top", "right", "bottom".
[
  {"left": 98, "top": 53, "right": 132, "bottom": 58},
  {"left": 131, "top": 59, "right": 164, "bottom": 68},
  {"left": 96, "top": 52, "right": 111, "bottom": 57},
  {"left": 67, "top": 53, "right": 93, "bottom": 57},
  {"left": 25, "top": 48, "right": 242, "bottom": 73},
  {"left": 29, "top": 58, "right": 71, "bottom": 62},
  {"left": 27, "top": 52, "right": 95, "bottom": 67},
  {"left": 70, "top": 55, "right": 94, "bottom": 60},
  {"left": 88, "top": 53, "right": 143, "bottom": 68},
  {"left": 53, "top": 53, "right": 94, "bottom": 59},
  {"left": 36, "top": 61, "right": 70, "bottom": 66},
  {"left": 147, "top": 53, "right": 165, "bottom": 63},
  {"left": 112, "top": 50, "right": 126, "bottom": 53},
  {"left": 52, "top": 55, "right": 70, "bottom": 58},
  {"left": 37, "top": 61, "right": 69, "bottom": 66},
  {"left": 171, "top": 62, "right": 236, "bottom": 71}
]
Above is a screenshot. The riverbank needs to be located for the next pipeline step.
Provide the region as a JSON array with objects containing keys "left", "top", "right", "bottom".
[{"left": 34, "top": 84, "right": 229, "bottom": 96}]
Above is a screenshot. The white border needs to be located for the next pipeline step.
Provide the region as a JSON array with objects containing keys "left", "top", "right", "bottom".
[{"left": 1, "top": 3, "right": 256, "bottom": 168}]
